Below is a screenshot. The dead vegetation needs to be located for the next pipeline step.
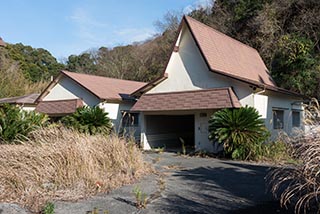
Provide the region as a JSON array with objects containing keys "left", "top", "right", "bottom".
[
  {"left": 267, "top": 132, "right": 320, "bottom": 213},
  {"left": 267, "top": 99, "right": 320, "bottom": 213},
  {"left": 0, "top": 127, "right": 151, "bottom": 212}
]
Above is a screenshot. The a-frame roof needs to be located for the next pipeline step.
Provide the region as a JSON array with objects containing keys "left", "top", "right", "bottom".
[
  {"left": 132, "top": 16, "right": 304, "bottom": 98},
  {"left": 184, "top": 16, "right": 276, "bottom": 87}
]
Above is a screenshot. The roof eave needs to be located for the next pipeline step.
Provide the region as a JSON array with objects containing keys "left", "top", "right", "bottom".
[{"left": 131, "top": 75, "right": 168, "bottom": 97}]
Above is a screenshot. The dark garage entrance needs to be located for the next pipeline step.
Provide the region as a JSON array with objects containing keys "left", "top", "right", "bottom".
[{"left": 145, "top": 115, "right": 194, "bottom": 151}]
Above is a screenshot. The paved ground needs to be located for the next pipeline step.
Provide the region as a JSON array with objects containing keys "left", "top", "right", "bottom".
[{"left": 54, "top": 152, "right": 292, "bottom": 214}]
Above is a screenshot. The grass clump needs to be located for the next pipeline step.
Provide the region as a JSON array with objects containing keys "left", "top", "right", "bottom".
[
  {"left": 258, "top": 140, "right": 293, "bottom": 163},
  {"left": 0, "top": 127, "right": 151, "bottom": 212},
  {"left": 133, "top": 186, "right": 148, "bottom": 209}
]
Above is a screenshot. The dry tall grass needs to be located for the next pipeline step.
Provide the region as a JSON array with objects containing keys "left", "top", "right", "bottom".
[
  {"left": 0, "top": 127, "right": 151, "bottom": 212},
  {"left": 267, "top": 99, "right": 320, "bottom": 214}
]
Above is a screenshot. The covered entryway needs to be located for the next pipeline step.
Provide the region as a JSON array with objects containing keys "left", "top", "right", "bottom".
[
  {"left": 145, "top": 114, "right": 194, "bottom": 151},
  {"left": 131, "top": 88, "right": 242, "bottom": 152}
]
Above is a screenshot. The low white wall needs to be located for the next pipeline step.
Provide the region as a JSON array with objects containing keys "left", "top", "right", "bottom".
[{"left": 21, "top": 105, "right": 36, "bottom": 112}]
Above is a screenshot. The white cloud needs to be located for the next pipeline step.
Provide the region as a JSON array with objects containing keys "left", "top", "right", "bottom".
[
  {"left": 114, "top": 28, "right": 156, "bottom": 43},
  {"left": 183, "top": 0, "right": 215, "bottom": 14},
  {"left": 69, "top": 7, "right": 107, "bottom": 28},
  {"left": 68, "top": 7, "right": 109, "bottom": 45},
  {"left": 68, "top": 7, "right": 155, "bottom": 48}
]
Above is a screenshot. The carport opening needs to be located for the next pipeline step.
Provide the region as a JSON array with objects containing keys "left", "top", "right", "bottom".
[{"left": 145, "top": 115, "right": 194, "bottom": 152}]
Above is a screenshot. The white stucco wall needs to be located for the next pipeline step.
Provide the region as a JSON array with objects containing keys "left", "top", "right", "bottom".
[
  {"left": 147, "top": 25, "right": 254, "bottom": 107},
  {"left": 43, "top": 76, "right": 100, "bottom": 106},
  {"left": 99, "top": 101, "right": 138, "bottom": 135},
  {"left": 263, "top": 91, "right": 303, "bottom": 138}
]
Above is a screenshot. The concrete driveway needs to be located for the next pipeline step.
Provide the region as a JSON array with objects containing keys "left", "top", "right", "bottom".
[{"left": 54, "top": 152, "right": 292, "bottom": 214}]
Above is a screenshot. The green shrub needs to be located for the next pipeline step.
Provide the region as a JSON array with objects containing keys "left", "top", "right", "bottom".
[
  {"left": 0, "top": 104, "right": 48, "bottom": 143},
  {"left": 60, "top": 106, "right": 112, "bottom": 135},
  {"left": 208, "top": 106, "right": 270, "bottom": 160},
  {"left": 259, "top": 141, "right": 292, "bottom": 162}
]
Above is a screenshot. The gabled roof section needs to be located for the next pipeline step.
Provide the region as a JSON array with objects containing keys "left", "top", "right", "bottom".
[
  {"left": 0, "top": 93, "right": 39, "bottom": 105},
  {"left": 36, "top": 99, "right": 83, "bottom": 116},
  {"left": 184, "top": 16, "right": 276, "bottom": 87},
  {"left": 131, "top": 88, "right": 241, "bottom": 112},
  {"left": 37, "top": 70, "right": 147, "bottom": 102}
]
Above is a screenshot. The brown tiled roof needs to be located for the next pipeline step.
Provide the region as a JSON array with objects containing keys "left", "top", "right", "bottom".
[
  {"left": 131, "top": 88, "right": 241, "bottom": 112},
  {"left": 0, "top": 93, "right": 39, "bottom": 105},
  {"left": 0, "top": 38, "right": 6, "bottom": 47},
  {"left": 36, "top": 99, "right": 83, "bottom": 116},
  {"left": 61, "top": 71, "right": 146, "bottom": 100},
  {"left": 184, "top": 16, "right": 276, "bottom": 87}
]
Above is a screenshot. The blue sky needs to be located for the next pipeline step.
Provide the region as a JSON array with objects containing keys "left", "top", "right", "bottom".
[{"left": 0, "top": 0, "right": 213, "bottom": 60}]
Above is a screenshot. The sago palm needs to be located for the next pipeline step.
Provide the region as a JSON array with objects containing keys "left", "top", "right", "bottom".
[
  {"left": 208, "top": 106, "right": 270, "bottom": 160},
  {"left": 61, "top": 106, "right": 112, "bottom": 135}
]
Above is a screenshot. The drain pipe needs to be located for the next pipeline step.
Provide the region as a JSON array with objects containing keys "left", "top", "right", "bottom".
[
  {"left": 253, "top": 86, "right": 266, "bottom": 107},
  {"left": 255, "top": 86, "right": 266, "bottom": 95}
]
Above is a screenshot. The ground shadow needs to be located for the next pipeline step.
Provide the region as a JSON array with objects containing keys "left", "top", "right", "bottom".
[{"left": 154, "top": 161, "right": 293, "bottom": 214}]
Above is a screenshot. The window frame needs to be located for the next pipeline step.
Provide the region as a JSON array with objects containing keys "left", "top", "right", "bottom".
[
  {"left": 273, "top": 108, "right": 285, "bottom": 130},
  {"left": 121, "top": 111, "right": 139, "bottom": 127},
  {"left": 292, "top": 110, "right": 301, "bottom": 128}
]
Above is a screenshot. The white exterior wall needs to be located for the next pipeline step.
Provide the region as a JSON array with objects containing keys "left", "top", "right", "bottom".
[
  {"left": 139, "top": 23, "right": 303, "bottom": 151},
  {"left": 263, "top": 91, "right": 303, "bottom": 138},
  {"left": 99, "top": 101, "right": 139, "bottom": 135},
  {"left": 43, "top": 76, "right": 100, "bottom": 106}
]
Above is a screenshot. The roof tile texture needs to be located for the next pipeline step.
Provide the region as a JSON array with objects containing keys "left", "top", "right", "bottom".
[
  {"left": 62, "top": 71, "right": 146, "bottom": 100},
  {"left": 0, "top": 93, "right": 39, "bottom": 104},
  {"left": 185, "top": 16, "right": 276, "bottom": 87},
  {"left": 131, "top": 88, "right": 241, "bottom": 112},
  {"left": 36, "top": 99, "right": 83, "bottom": 115}
]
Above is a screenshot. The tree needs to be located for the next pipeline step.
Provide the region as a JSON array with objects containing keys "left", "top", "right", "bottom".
[
  {"left": 271, "top": 34, "right": 318, "bottom": 97},
  {"left": 66, "top": 52, "right": 97, "bottom": 74},
  {"left": 5, "top": 43, "right": 64, "bottom": 82},
  {"left": 0, "top": 50, "right": 48, "bottom": 98}
]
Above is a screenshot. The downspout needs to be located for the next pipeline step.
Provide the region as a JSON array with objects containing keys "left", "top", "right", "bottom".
[{"left": 253, "top": 86, "right": 266, "bottom": 108}]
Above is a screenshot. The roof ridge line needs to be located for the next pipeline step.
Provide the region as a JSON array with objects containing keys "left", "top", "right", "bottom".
[
  {"left": 184, "top": 16, "right": 259, "bottom": 53},
  {"left": 146, "top": 87, "right": 232, "bottom": 96},
  {"left": 61, "top": 70, "right": 146, "bottom": 84},
  {"left": 227, "top": 88, "right": 236, "bottom": 107}
]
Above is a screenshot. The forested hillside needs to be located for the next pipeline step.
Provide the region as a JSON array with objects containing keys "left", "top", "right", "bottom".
[{"left": 0, "top": 0, "right": 319, "bottom": 99}]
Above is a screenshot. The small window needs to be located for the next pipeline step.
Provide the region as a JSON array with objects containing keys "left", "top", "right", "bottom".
[
  {"left": 273, "top": 109, "right": 284, "bottom": 129},
  {"left": 121, "top": 111, "right": 139, "bottom": 127},
  {"left": 292, "top": 111, "right": 300, "bottom": 128}
]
